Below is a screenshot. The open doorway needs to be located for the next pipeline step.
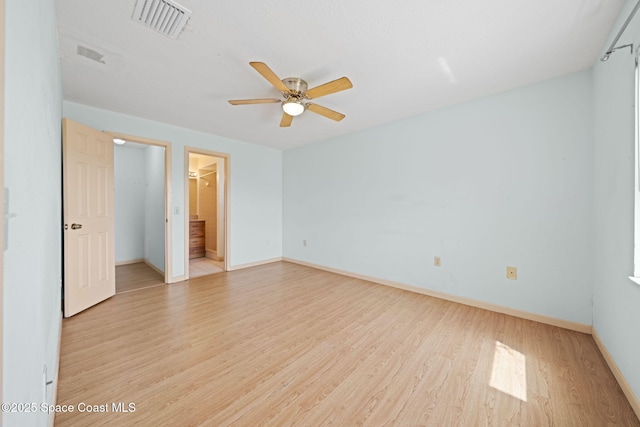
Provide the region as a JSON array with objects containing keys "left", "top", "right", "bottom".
[
  {"left": 185, "top": 148, "right": 229, "bottom": 278},
  {"left": 108, "top": 132, "right": 172, "bottom": 293}
]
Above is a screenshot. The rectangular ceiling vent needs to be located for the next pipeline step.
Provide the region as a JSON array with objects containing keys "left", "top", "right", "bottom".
[{"left": 132, "top": 0, "right": 192, "bottom": 40}]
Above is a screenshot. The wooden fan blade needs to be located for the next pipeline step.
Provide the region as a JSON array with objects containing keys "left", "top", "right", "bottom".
[
  {"left": 250, "top": 62, "right": 290, "bottom": 93},
  {"left": 306, "top": 103, "right": 346, "bottom": 121},
  {"left": 228, "top": 98, "right": 281, "bottom": 105},
  {"left": 305, "top": 77, "right": 353, "bottom": 99},
  {"left": 280, "top": 113, "right": 294, "bottom": 127}
]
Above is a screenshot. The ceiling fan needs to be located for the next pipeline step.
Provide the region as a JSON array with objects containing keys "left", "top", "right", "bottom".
[{"left": 228, "top": 62, "right": 353, "bottom": 127}]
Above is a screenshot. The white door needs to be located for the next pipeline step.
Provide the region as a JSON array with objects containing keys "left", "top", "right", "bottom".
[{"left": 62, "top": 118, "right": 115, "bottom": 317}]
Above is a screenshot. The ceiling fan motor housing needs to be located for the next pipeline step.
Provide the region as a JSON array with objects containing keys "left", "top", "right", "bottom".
[{"left": 282, "top": 77, "right": 308, "bottom": 96}]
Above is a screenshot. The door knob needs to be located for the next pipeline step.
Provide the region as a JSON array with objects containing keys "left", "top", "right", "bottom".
[{"left": 71, "top": 223, "right": 83, "bottom": 230}]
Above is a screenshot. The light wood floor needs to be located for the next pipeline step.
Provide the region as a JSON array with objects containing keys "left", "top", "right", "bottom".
[
  {"left": 116, "top": 262, "right": 165, "bottom": 294},
  {"left": 56, "top": 262, "right": 639, "bottom": 426}
]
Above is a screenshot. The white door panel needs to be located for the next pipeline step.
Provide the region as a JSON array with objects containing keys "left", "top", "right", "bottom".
[{"left": 63, "top": 118, "right": 115, "bottom": 317}]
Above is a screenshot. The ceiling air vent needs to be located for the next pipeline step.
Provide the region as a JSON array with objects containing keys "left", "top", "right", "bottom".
[{"left": 132, "top": 0, "right": 192, "bottom": 40}]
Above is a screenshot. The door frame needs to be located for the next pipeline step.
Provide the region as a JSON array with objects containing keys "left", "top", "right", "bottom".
[
  {"left": 184, "top": 147, "right": 230, "bottom": 276},
  {"left": 105, "top": 131, "right": 173, "bottom": 283}
]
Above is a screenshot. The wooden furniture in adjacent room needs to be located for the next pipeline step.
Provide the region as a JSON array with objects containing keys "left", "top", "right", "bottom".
[{"left": 189, "top": 220, "right": 205, "bottom": 259}]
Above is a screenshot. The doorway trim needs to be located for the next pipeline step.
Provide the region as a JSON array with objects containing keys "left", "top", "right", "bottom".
[
  {"left": 104, "top": 131, "right": 173, "bottom": 283},
  {"left": 184, "top": 147, "right": 230, "bottom": 277}
]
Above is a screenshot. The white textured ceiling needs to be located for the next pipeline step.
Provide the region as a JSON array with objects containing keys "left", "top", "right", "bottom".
[{"left": 55, "top": 0, "right": 625, "bottom": 150}]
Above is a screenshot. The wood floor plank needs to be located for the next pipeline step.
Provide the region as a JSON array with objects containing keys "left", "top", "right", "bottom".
[
  {"left": 55, "top": 261, "right": 639, "bottom": 426},
  {"left": 116, "top": 262, "right": 164, "bottom": 294}
]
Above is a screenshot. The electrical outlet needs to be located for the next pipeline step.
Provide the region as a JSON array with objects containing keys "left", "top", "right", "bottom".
[
  {"left": 434, "top": 256, "right": 441, "bottom": 267},
  {"left": 303, "top": 239, "right": 307, "bottom": 247},
  {"left": 506, "top": 266, "right": 517, "bottom": 280}
]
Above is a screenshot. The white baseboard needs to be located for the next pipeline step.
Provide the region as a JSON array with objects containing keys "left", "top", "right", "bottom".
[
  {"left": 282, "top": 257, "right": 591, "bottom": 334},
  {"left": 115, "top": 258, "right": 144, "bottom": 266},
  {"left": 228, "top": 257, "right": 283, "bottom": 271},
  {"left": 205, "top": 249, "right": 223, "bottom": 262},
  {"left": 144, "top": 259, "right": 165, "bottom": 277},
  {"left": 168, "top": 274, "right": 187, "bottom": 284},
  {"left": 49, "top": 312, "right": 62, "bottom": 427},
  {"left": 592, "top": 328, "right": 640, "bottom": 419}
]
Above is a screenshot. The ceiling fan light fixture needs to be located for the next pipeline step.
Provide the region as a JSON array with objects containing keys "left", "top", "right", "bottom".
[
  {"left": 282, "top": 99, "right": 305, "bottom": 116},
  {"left": 228, "top": 62, "right": 352, "bottom": 127}
]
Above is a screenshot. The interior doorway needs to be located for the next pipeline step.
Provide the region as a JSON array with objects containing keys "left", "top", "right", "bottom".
[
  {"left": 185, "top": 148, "right": 229, "bottom": 278},
  {"left": 107, "top": 132, "right": 172, "bottom": 293}
]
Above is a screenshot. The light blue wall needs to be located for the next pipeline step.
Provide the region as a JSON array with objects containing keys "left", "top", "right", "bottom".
[
  {"left": 3, "top": 0, "right": 62, "bottom": 425},
  {"left": 114, "top": 145, "right": 146, "bottom": 262},
  {"left": 144, "top": 145, "right": 166, "bottom": 272},
  {"left": 593, "top": 0, "right": 640, "bottom": 405},
  {"left": 284, "top": 70, "right": 595, "bottom": 325},
  {"left": 63, "top": 101, "right": 283, "bottom": 277},
  {"left": 114, "top": 144, "right": 166, "bottom": 271}
]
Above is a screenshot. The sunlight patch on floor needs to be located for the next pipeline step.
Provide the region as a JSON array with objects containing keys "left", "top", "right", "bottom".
[{"left": 489, "top": 340, "right": 527, "bottom": 402}]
